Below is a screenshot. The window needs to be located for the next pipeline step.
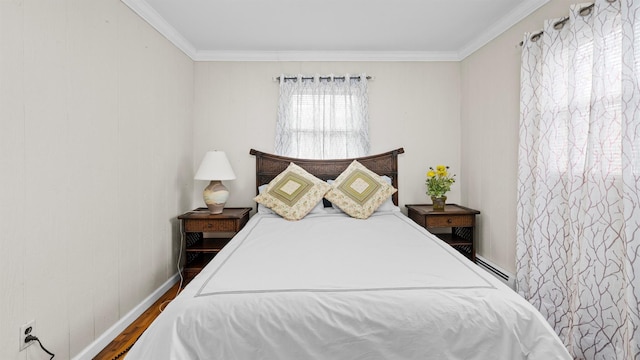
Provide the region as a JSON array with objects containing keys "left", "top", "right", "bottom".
[{"left": 275, "top": 74, "right": 369, "bottom": 159}]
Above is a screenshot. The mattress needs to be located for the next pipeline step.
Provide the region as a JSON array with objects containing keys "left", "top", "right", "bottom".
[{"left": 127, "top": 211, "right": 571, "bottom": 359}]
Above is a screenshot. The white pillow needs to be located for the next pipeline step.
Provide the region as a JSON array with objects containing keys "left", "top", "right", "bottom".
[
  {"left": 375, "top": 176, "right": 400, "bottom": 212},
  {"left": 257, "top": 185, "right": 275, "bottom": 214}
]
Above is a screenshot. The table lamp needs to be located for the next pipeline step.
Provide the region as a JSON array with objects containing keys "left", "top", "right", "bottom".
[{"left": 194, "top": 151, "right": 236, "bottom": 214}]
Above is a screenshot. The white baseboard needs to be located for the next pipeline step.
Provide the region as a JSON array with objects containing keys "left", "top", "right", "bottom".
[
  {"left": 72, "top": 273, "right": 180, "bottom": 360},
  {"left": 476, "top": 255, "right": 516, "bottom": 290}
]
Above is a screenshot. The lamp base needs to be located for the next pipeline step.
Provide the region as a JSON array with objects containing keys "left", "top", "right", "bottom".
[
  {"left": 203, "top": 180, "right": 229, "bottom": 214},
  {"left": 206, "top": 203, "right": 225, "bottom": 214}
]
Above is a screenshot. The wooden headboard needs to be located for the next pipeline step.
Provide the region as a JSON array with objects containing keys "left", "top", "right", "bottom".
[{"left": 249, "top": 148, "right": 405, "bottom": 205}]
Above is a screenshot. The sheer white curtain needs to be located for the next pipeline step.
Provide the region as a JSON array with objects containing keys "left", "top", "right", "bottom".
[
  {"left": 275, "top": 74, "right": 369, "bottom": 159},
  {"left": 517, "top": 0, "right": 640, "bottom": 358}
]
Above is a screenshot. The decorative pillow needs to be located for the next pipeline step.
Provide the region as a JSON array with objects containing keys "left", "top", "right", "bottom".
[
  {"left": 258, "top": 184, "right": 326, "bottom": 215},
  {"left": 326, "top": 176, "right": 399, "bottom": 213},
  {"left": 254, "top": 163, "right": 330, "bottom": 220},
  {"left": 324, "top": 160, "right": 397, "bottom": 219}
]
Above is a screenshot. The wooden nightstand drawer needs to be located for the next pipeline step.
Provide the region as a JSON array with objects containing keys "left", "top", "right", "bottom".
[
  {"left": 178, "top": 207, "right": 251, "bottom": 283},
  {"left": 426, "top": 215, "right": 474, "bottom": 228},
  {"left": 405, "top": 204, "right": 480, "bottom": 262},
  {"left": 185, "top": 219, "right": 238, "bottom": 232}
]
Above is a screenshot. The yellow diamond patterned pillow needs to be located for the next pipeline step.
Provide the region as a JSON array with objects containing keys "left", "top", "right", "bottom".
[
  {"left": 254, "top": 162, "right": 330, "bottom": 221},
  {"left": 325, "top": 160, "right": 397, "bottom": 219}
]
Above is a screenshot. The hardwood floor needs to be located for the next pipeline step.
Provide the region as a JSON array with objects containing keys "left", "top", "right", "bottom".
[{"left": 93, "top": 281, "right": 182, "bottom": 360}]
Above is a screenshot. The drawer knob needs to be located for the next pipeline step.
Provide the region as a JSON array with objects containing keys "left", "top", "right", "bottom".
[
  {"left": 207, "top": 223, "right": 214, "bottom": 228},
  {"left": 447, "top": 218, "right": 453, "bottom": 224}
]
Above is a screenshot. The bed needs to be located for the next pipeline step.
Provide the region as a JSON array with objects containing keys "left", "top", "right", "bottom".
[{"left": 126, "top": 148, "right": 570, "bottom": 360}]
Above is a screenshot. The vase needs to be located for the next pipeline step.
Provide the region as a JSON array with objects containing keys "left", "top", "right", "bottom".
[{"left": 431, "top": 196, "right": 447, "bottom": 211}]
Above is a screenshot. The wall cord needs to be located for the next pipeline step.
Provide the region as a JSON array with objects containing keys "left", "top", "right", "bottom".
[
  {"left": 25, "top": 334, "right": 55, "bottom": 359},
  {"left": 158, "top": 220, "right": 185, "bottom": 312}
]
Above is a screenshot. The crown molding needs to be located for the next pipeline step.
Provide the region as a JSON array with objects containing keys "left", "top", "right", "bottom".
[
  {"left": 458, "top": 0, "right": 550, "bottom": 60},
  {"left": 122, "top": 0, "right": 549, "bottom": 62},
  {"left": 192, "top": 50, "right": 460, "bottom": 62},
  {"left": 121, "top": 0, "right": 197, "bottom": 58}
]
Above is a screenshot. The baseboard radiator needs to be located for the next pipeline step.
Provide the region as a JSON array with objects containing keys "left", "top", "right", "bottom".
[{"left": 476, "top": 255, "right": 516, "bottom": 290}]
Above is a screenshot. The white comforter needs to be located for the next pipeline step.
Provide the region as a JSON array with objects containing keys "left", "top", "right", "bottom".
[{"left": 127, "top": 212, "right": 570, "bottom": 360}]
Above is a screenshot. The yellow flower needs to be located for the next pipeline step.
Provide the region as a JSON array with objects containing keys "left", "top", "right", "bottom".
[{"left": 425, "top": 164, "right": 456, "bottom": 198}]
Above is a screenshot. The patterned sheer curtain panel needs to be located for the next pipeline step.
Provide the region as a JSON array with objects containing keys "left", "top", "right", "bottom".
[
  {"left": 275, "top": 74, "right": 370, "bottom": 159},
  {"left": 517, "top": 0, "right": 640, "bottom": 358}
]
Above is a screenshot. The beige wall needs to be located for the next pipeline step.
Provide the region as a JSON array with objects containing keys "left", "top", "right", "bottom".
[
  {"left": 0, "top": 1, "right": 194, "bottom": 358},
  {"left": 192, "top": 61, "right": 462, "bottom": 214},
  {"left": 460, "top": 0, "right": 582, "bottom": 273},
  {"left": 0, "top": 0, "right": 586, "bottom": 357}
]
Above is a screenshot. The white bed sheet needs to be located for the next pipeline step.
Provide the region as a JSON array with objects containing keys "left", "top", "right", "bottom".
[{"left": 127, "top": 212, "right": 571, "bottom": 360}]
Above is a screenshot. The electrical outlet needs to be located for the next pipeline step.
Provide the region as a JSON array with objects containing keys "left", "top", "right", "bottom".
[{"left": 19, "top": 320, "right": 35, "bottom": 351}]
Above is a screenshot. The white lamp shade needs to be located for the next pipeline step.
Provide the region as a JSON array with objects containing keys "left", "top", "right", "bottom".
[{"left": 194, "top": 151, "right": 236, "bottom": 180}]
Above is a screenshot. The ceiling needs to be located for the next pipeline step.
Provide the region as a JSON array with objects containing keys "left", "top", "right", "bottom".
[{"left": 122, "top": 0, "right": 548, "bottom": 61}]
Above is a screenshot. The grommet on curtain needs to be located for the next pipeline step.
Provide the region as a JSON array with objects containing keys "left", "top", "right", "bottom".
[
  {"left": 531, "top": 31, "right": 543, "bottom": 42},
  {"left": 553, "top": 17, "right": 569, "bottom": 30},
  {"left": 579, "top": 4, "right": 594, "bottom": 16},
  {"left": 518, "top": 31, "right": 543, "bottom": 46}
]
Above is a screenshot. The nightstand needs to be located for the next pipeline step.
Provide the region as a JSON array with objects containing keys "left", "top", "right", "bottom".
[
  {"left": 405, "top": 204, "right": 480, "bottom": 262},
  {"left": 178, "top": 207, "right": 251, "bottom": 282}
]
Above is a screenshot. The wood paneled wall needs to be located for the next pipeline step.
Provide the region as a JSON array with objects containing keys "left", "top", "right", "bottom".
[
  {"left": 0, "top": 1, "right": 194, "bottom": 358},
  {"left": 192, "top": 61, "right": 462, "bottom": 215}
]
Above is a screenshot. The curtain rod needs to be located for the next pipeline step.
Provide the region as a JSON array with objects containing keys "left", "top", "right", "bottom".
[
  {"left": 518, "top": 3, "right": 596, "bottom": 46},
  {"left": 273, "top": 75, "right": 373, "bottom": 82}
]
